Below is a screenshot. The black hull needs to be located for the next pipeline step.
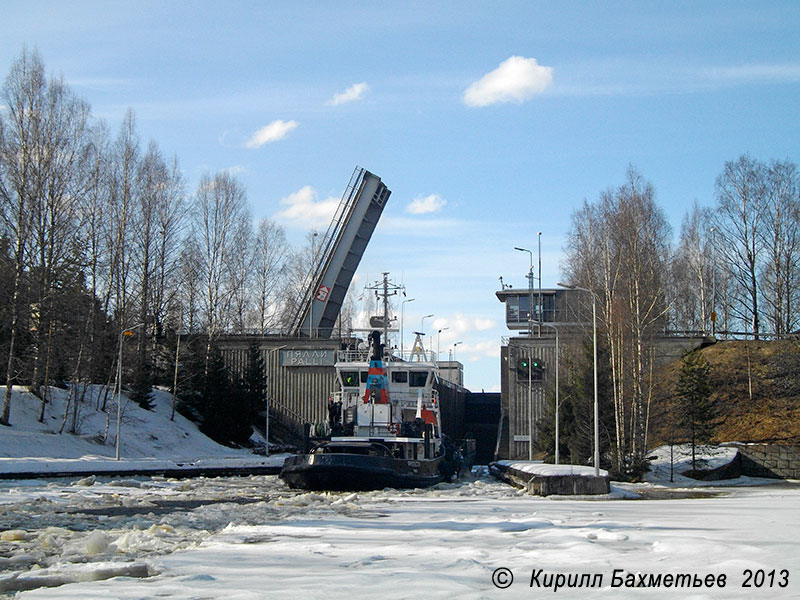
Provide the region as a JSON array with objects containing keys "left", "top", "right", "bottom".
[{"left": 280, "top": 452, "right": 446, "bottom": 491}]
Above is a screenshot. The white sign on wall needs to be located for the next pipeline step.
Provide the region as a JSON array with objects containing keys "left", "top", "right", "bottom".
[{"left": 280, "top": 349, "right": 336, "bottom": 367}]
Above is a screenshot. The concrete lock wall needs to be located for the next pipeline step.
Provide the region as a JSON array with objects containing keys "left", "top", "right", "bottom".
[
  {"left": 217, "top": 336, "right": 340, "bottom": 434},
  {"left": 498, "top": 333, "right": 714, "bottom": 461},
  {"left": 501, "top": 338, "right": 568, "bottom": 460}
]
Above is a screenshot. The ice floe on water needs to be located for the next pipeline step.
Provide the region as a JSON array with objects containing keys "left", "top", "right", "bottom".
[
  {"left": 0, "top": 470, "right": 798, "bottom": 598},
  {"left": 1, "top": 445, "right": 798, "bottom": 597}
]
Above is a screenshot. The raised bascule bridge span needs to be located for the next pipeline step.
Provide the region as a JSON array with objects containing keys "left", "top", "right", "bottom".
[{"left": 290, "top": 167, "right": 391, "bottom": 339}]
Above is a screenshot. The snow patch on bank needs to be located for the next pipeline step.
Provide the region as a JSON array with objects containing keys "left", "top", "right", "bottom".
[
  {"left": 644, "top": 444, "right": 758, "bottom": 486},
  {"left": 0, "top": 386, "right": 282, "bottom": 475}
]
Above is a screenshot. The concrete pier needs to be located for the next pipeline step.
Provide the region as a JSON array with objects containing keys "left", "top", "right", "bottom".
[{"left": 490, "top": 461, "right": 610, "bottom": 495}]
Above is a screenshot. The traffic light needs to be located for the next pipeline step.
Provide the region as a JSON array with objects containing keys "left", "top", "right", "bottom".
[
  {"left": 516, "top": 357, "right": 529, "bottom": 380},
  {"left": 531, "top": 357, "right": 544, "bottom": 381},
  {"left": 516, "top": 356, "right": 544, "bottom": 381}
]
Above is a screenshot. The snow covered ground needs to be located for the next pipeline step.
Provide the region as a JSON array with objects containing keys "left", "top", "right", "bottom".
[
  {"left": 643, "top": 443, "right": 741, "bottom": 486},
  {"left": 0, "top": 386, "right": 281, "bottom": 475}
]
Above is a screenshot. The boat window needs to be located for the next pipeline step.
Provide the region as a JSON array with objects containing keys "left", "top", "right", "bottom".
[
  {"left": 341, "top": 371, "right": 360, "bottom": 387},
  {"left": 391, "top": 371, "right": 408, "bottom": 383},
  {"left": 409, "top": 371, "right": 428, "bottom": 387},
  {"left": 360, "top": 371, "right": 369, "bottom": 383}
]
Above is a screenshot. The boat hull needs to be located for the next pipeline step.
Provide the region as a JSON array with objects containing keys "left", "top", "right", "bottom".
[{"left": 280, "top": 452, "right": 446, "bottom": 491}]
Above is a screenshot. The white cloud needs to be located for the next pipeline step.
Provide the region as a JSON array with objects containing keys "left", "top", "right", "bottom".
[
  {"left": 223, "top": 165, "right": 246, "bottom": 176},
  {"left": 448, "top": 313, "right": 497, "bottom": 335},
  {"left": 463, "top": 56, "right": 553, "bottom": 107},
  {"left": 274, "top": 185, "right": 339, "bottom": 229},
  {"left": 406, "top": 194, "right": 447, "bottom": 215},
  {"left": 431, "top": 314, "right": 497, "bottom": 341},
  {"left": 461, "top": 339, "right": 502, "bottom": 361},
  {"left": 328, "top": 82, "right": 370, "bottom": 106},
  {"left": 245, "top": 119, "right": 299, "bottom": 148},
  {"left": 702, "top": 63, "right": 800, "bottom": 84}
]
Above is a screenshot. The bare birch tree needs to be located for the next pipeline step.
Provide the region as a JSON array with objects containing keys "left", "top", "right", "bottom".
[
  {"left": 27, "top": 70, "right": 91, "bottom": 407},
  {"left": 228, "top": 212, "right": 254, "bottom": 334},
  {"left": 615, "top": 170, "right": 671, "bottom": 459},
  {"left": 107, "top": 110, "right": 140, "bottom": 330},
  {"left": 151, "top": 155, "right": 185, "bottom": 342},
  {"left": 670, "top": 203, "right": 716, "bottom": 333},
  {"left": 564, "top": 167, "right": 670, "bottom": 471},
  {"left": 278, "top": 230, "right": 320, "bottom": 334},
  {"left": 759, "top": 160, "right": 800, "bottom": 335},
  {"left": 191, "top": 171, "right": 249, "bottom": 353},
  {"left": 178, "top": 238, "right": 203, "bottom": 334},
  {"left": 251, "top": 218, "right": 288, "bottom": 333},
  {"left": 0, "top": 50, "right": 50, "bottom": 424},
  {"left": 713, "top": 155, "right": 765, "bottom": 338},
  {"left": 83, "top": 121, "right": 113, "bottom": 385}
]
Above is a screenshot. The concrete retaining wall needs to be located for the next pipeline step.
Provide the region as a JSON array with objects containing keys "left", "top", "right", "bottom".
[{"left": 735, "top": 444, "right": 800, "bottom": 479}]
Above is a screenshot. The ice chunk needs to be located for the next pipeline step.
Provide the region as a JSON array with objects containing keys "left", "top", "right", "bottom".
[
  {"left": 0, "top": 562, "right": 152, "bottom": 593},
  {"left": 84, "top": 531, "right": 110, "bottom": 555},
  {"left": 1, "top": 529, "right": 28, "bottom": 541},
  {"left": 73, "top": 475, "right": 96, "bottom": 486},
  {"left": 110, "top": 479, "right": 143, "bottom": 488},
  {"left": 146, "top": 523, "right": 175, "bottom": 537}
]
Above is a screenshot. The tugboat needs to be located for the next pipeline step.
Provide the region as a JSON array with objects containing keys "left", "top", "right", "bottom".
[{"left": 280, "top": 277, "right": 471, "bottom": 490}]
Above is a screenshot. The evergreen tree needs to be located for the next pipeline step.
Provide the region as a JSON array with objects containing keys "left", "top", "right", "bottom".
[
  {"left": 675, "top": 350, "right": 715, "bottom": 471},
  {"left": 129, "top": 359, "right": 155, "bottom": 410},
  {"left": 174, "top": 336, "right": 206, "bottom": 422},
  {"left": 197, "top": 345, "right": 252, "bottom": 446},
  {"left": 242, "top": 341, "right": 266, "bottom": 424}
]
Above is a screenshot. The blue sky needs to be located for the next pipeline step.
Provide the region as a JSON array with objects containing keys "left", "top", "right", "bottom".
[{"left": 3, "top": 1, "right": 800, "bottom": 391}]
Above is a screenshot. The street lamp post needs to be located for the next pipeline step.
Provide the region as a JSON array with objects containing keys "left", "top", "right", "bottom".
[
  {"left": 264, "top": 345, "right": 287, "bottom": 457},
  {"left": 437, "top": 327, "right": 449, "bottom": 361},
  {"left": 452, "top": 342, "right": 462, "bottom": 384},
  {"left": 557, "top": 282, "right": 599, "bottom": 476},
  {"left": 514, "top": 247, "right": 534, "bottom": 337},
  {"left": 527, "top": 345, "right": 533, "bottom": 460},
  {"left": 538, "top": 232, "right": 543, "bottom": 338},
  {"left": 116, "top": 322, "right": 145, "bottom": 461},
  {"left": 710, "top": 227, "right": 717, "bottom": 337},
  {"left": 171, "top": 307, "right": 184, "bottom": 422},
  {"left": 401, "top": 298, "right": 415, "bottom": 358},
  {"left": 421, "top": 314, "right": 433, "bottom": 359},
  {"left": 535, "top": 321, "right": 560, "bottom": 464}
]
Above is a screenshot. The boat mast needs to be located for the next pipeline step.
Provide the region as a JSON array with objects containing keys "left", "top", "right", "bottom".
[
  {"left": 382, "top": 272, "right": 389, "bottom": 350},
  {"left": 364, "top": 272, "right": 404, "bottom": 358}
]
